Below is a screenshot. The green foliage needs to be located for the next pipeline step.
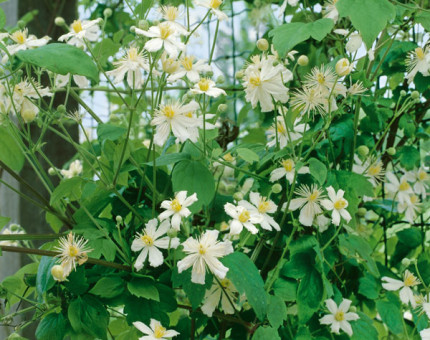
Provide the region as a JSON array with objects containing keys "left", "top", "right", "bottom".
[
  {"left": 89, "top": 276, "right": 124, "bottom": 298},
  {"left": 309, "top": 157, "right": 327, "bottom": 185},
  {"left": 35, "top": 313, "right": 67, "bottom": 340},
  {"left": 0, "top": 126, "right": 25, "bottom": 172},
  {"left": 127, "top": 277, "right": 159, "bottom": 301}
]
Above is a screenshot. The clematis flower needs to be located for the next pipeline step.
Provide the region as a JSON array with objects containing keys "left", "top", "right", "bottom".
[
  {"left": 320, "top": 186, "right": 351, "bottom": 226},
  {"left": 405, "top": 46, "right": 430, "bottom": 84},
  {"left": 201, "top": 277, "right": 239, "bottom": 317},
  {"left": 58, "top": 19, "right": 101, "bottom": 48},
  {"left": 168, "top": 55, "right": 212, "bottom": 83},
  {"left": 224, "top": 202, "right": 263, "bottom": 235},
  {"left": 194, "top": 0, "right": 228, "bottom": 21},
  {"left": 60, "top": 160, "right": 83, "bottom": 179},
  {"left": 270, "top": 158, "right": 309, "bottom": 184},
  {"left": 404, "top": 167, "right": 429, "bottom": 198},
  {"left": 159, "top": 5, "right": 188, "bottom": 35},
  {"left": 353, "top": 156, "right": 385, "bottom": 187},
  {"left": 191, "top": 78, "right": 226, "bottom": 97},
  {"left": 177, "top": 230, "right": 233, "bottom": 284},
  {"left": 421, "top": 329, "right": 430, "bottom": 340},
  {"left": 2, "top": 28, "right": 50, "bottom": 63},
  {"left": 54, "top": 73, "right": 89, "bottom": 89},
  {"left": 151, "top": 100, "right": 200, "bottom": 146},
  {"left": 278, "top": 0, "right": 299, "bottom": 19},
  {"left": 133, "top": 319, "right": 179, "bottom": 340},
  {"left": 159, "top": 191, "right": 198, "bottom": 230},
  {"left": 381, "top": 270, "right": 420, "bottom": 307},
  {"left": 131, "top": 219, "right": 179, "bottom": 270},
  {"left": 397, "top": 194, "right": 421, "bottom": 224},
  {"left": 319, "top": 299, "right": 359, "bottom": 336},
  {"left": 134, "top": 22, "right": 185, "bottom": 56},
  {"left": 267, "top": 114, "right": 309, "bottom": 149},
  {"left": 289, "top": 184, "right": 325, "bottom": 226},
  {"left": 238, "top": 192, "right": 280, "bottom": 231},
  {"left": 291, "top": 86, "right": 327, "bottom": 117},
  {"left": 323, "top": 0, "right": 340, "bottom": 23},
  {"left": 385, "top": 172, "right": 414, "bottom": 204},
  {"left": 106, "top": 47, "right": 149, "bottom": 88}
]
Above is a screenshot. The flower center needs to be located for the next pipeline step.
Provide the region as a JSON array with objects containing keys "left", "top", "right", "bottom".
[
  {"left": 164, "top": 6, "right": 179, "bottom": 21},
  {"left": 418, "top": 170, "right": 428, "bottom": 181},
  {"left": 181, "top": 56, "right": 194, "bottom": 71},
  {"left": 171, "top": 198, "right": 182, "bottom": 212},
  {"left": 128, "top": 47, "right": 139, "bottom": 61},
  {"left": 220, "top": 278, "right": 230, "bottom": 288},
  {"left": 334, "top": 310, "right": 344, "bottom": 321},
  {"left": 399, "top": 180, "right": 410, "bottom": 191},
  {"left": 309, "top": 190, "right": 319, "bottom": 202},
  {"left": 198, "top": 244, "right": 206, "bottom": 255},
  {"left": 185, "top": 111, "right": 193, "bottom": 118},
  {"left": 410, "top": 195, "right": 418, "bottom": 204},
  {"left": 162, "top": 57, "right": 179, "bottom": 74},
  {"left": 68, "top": 245, "right": 79, "bottom": 258},
  {"left": 210, "top": 0, "right": 223, "bottom": 9},
  {"left": 277, "top": 122, "right": 286, "bottom": 134},
  {"left": 12, "top": 31, "right": 26, "bottom": 44},
  {"left": 153, "top": 325, "right": 167, "bottom": 338},
  {"left": 282, "top": 159, "right": 294, "bottom": 172},
  {"left": 416, "top": 47, "right": 425, "bottom": 60},
  {"left": 249, "top": 75, "right": 261, "bottom": 87},
  {"left": 71, "top": 20, "right": 83, "bottom": 33},
  {"left": 159, "top": 23, "right": 174, "bottom": 40},
  {"left": 238, "top": 210, "right": 250, "bottom": 223},
  {"left": 223, "top": 153, "right": 234, "bottom": 162},
  {"left": 368, "top": 164, "right": 381, "bottom": 176},
  {"left": 258, "top": 200, "right": 270, "bottom": 214},
  {"left": 141, "top": 235, "right": 154, "bottom": 246},
  {"left": 404, "top": 272, "right": 418, "bottom": 287},
  {"left": 317, "top": 73, "right": 325, "bottom": 84},
  {"left": 334, "top": 198, "right": 347, "bottom": 210},
  {"left": 198, "top": 78, "right": 210, "bottom": 92},
  {"left": 163, "top": 105, "right": 176, "bottom": 119}
]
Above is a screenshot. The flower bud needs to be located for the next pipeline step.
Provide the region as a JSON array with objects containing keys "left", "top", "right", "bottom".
[
  {"left": 216, "top": 75, "right": 225, "bottom": 84},
  {"left": 167, "top": 228, "right": 178, "bottom": 238},
  {"left": 357, "top": 145, "right": 369, "bottom": 157},
  {"left": 218, "top": 104, "right": 228, "bottom": 113},
  {"left": 297, "top": 55, "right": 309, "bottom": 66},
  {"left": 335, "top": 58, "right": 352, "bottom": 76},
  {"left": 17, "top": 20, "right": 25, "bottom": 29},
  {"left": 357, "top": 207, "right": 367, "bottom": 217},
  {"left": 272, "top": 183, "right": 282, "bottom": 194},
  {"left": 233, "top": 192, "right": 244, "bottom": 201},
  {"left": 138, "top": 20, "right": 149, "bottom": 30},
  {"left": 48, "top": 167, "right": 56, "bottom": 176},
  {"left": 153, "top": 20, "right": 160, "bottom": 26},
  {"left": 57, "top": 104, "right": 66, "bottom": 113},
  {"left": 401, "top": 258, "right": 411, "bottom": 267},
  {"left": 235, "top": 70, "right": 244, "bottom": 80},
  {"left": 115, "top": 215, "right": 123, "bottom": 224},
  {"left": 21, "top": 108, "right": 37, "bottom": 123},
  {"left": 400, "top": 90, "right": 407, "bottom": 97},
  {"left": 349, "top": 306, "right": 357, "bottom": 313},
  {"left": 103, "top": 8, "right": 113, "bottom": 18},
  {"left": 51, "top": 265, "right": 67, "bottom": 282},
  {"left": 54, "top": 17, "right": 66, "bottom": 26},
  {"left": 206, "top": 70, "right": 214, "bottom": 78},
  {"left": 346, "top": 33, "right": 362, "bottom": 53},
  {"left": 411, "top": 91, "right": 419, "bottom": 99},
  {"left": 256, "top": 38, "right": 269, "bottom": 52},
  {"left": 387, "top": 147, "right": 396, "bottom": 156}
]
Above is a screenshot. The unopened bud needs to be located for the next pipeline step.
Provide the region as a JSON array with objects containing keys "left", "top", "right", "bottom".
[
  {"left": 216, "top": 75, "right": 225, "bottom": 84},
  {"left": 349, "top": 306, "right": 357, "bottom": 313},
  {"left": 57, "top": 104, "right": 66, "bottom": 113},
  {"left": 272, "top": 183, "right": 282, "bottom": 194},
  {"left": 48, "top": 167, "right": 56, "bottom": 176},
  {"left": 357, "top": 207, "right": 367, "bottom": 217},
  {"left": 218, "top": 104, "right": 227, "bottom": 113},
  {"left": 335, "top": 58, "right": 352, "bottom": 76},
  {"left": 357, "top": 145, "right": 369, "bottom": 157},
  {"left": 297, "top": 55, "right": 309, "bottom": 66},
  {"left": 256, "top": 38, "right": 269, "bottom": 52},
  {"left": 400, "top": 90, "right": 407, "bottom": 97},
  {"left": 235, "top": 70, "right": 244, "bottom": 80},
  {"left": 138, "top": 20, "right": 149, "bottom": 30},
  {"left": 153, "top": 20, "right": 160, "bottom": 26},
  {"left": 21, "top": 109, "right": 36, "bottom": 123},
  {"left": 387, "top": 147, "right": 396, "bottom": 156},
  {"left": 167, "top": 228, "right": 178, "bottom": 238},
  {"left": 54, "top": 17, "right": 65, "bottom": 26},
  {"left": 206, "top": 70, "right": 214, "bottom": 78},
  {"left": 411, "top": 91, "right": 420, "bottom": 99},
  {"left": 401, "top": 258, "right": 411, "bottom": 267},
  {"left": 103, "top": 8, "right": 113, "bottom": 18},
  {"left": 51, "top": 265, "right": 67, "bottom": 282},
  {"left": 115, "top": 215, "right": 123, "bottom": 224},
  {"left": 233, "top": 192, "right": 244, "bottom": 201},
  {"left": 17, "top": 20, "right": 25, "bottom": 29}
]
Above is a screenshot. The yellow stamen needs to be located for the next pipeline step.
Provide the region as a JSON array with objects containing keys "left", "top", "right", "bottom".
[
  {"left": 141, "top": 235, "right": 154, "bottom": 246},
  {"left": 334, "top": 198, "right": 347, "bottom": 210},
  {"left": 258, "top": 199, "right": 270, "bottom": 214},
  {"left": 198, "top": 244, "right": 206, "bottom": 255},
  {"left": 181, "top": 56, "right": 194, "bottom": 71},
  {"left": 153, "top": 325, "right": 167, "bottom": 338},
  {"left": 198, "top": 78, "right": 210, "bottom": 92},
  {"left": 163, "top": 105, "right": 176, "bottom": 119},
  {"left": 309, "top": 190, "right": 319, "bottom": 202},
  {"left": 368, "top": 164, "right": 382, "bottom": 176},
  {"left": 317, "top": 73, "right": 325, "bottom": 84},
  {"left": 210, "top": 0, "right": 223, "bottom": 9},
  {"left": 418, "top": 170, "right": 428, "bottom": 181},
  {"left": 223, "top": 153, "right": 234, "bottom": 162},
  {"left": 12, "top": 31, "right": 26, "bottom": 44},
  {"left": 410, "top": 195, "right": 418, "bottom": 204},
  {"left": 404, "top": 272, "right": 418, "bottom": 287},
  {"left": 334, "top": 310, "right": 344, "bottom": 321},
  {"left": 238, "top": 210, "right": 250, "bottom": 223},
  {"left": 159, "top": 22, "right": 173, "bottom": 40},
  {"left": 68, "top": 245, "right": 79, "bottom": 258},
  {"left": 220, "top": 278, "right": 230, "bottom": 288},
  {"left": 277, "top": 122, "right": 286, "bottom": 134},
  {"left": 416, "top": 47, "right": 425, "bottom": 60},
  {"left": 399, "top": 180, "right": 411, "bottom": 191},
  {"left": 249, "top": 75, "right": 261, "bottom": 87},
  {"left": 71, "top": 20, "right": 83, "bottom": 33},
  {"left": 171, "top": 198, "right": 182, "bottom": 212},
  {"left": 163, "top": 6, "right": 179, "bottom": 21},
  {"left": 282, "top": 159, "right": 294, "bottom": 172},
  {"left": 128, "top": 47, "right": 139, "bottom": 61}
]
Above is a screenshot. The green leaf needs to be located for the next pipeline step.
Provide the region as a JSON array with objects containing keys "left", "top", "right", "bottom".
[
  {"left": 17, "top": 43, "right": 99, "bottom": 81},
  {"left": 93, "top": 38, "right": 121, "bottom": 67},
  {"left": 68, "top": 295, "right": 109, "bottom": 340},
  {"left": 297, "top": 268, "right": 323, "bottom": 323},
  {"left": 358, "top": 273, "right": 381, "bottom": 300},
  {"left": 89, "top": 276, "right": 124, "bottom": 299},
  {"left": 397, "top": 145, "right": 420, "bottom": 170},
  {"left": 36, "top": 313, "right": 67, "bottom": 340},
  {"left": 236, "top": 148, "right": 259, "bottom": 163},
  {"left": 252, "top": 326, "right": 281, "bottom": 340},
  {"left": 97, "top": 124, "right": 127, "bottom": 142},
  {"left": 222, "top": 252, "right": 267, "bottom": 321},
  {"left": 267, "top": 295, "right": 287, "bottom": 328},
  {"left": 273, "top": 278, "right": 297, "bottom": 302},
  {"left": 171, "top": 268, "right": 210, "bottom": 309},
  {"left": 36, "top": 256, "right": 56, "bottom": 296},
  {"left": 308, "top": 158, "right": 327, "bottom": 185},
  {"left": 416, "top": 11, "right": 430, "bottom": 31},
  {"left": 127, "top": 277, "right": 159, "bottom": 301},
  {"left": 336, "top": 0, "right": 396, "bottom": 48},
  {"left": 351, "top": 312, "right": 379, "bottom": 340},
  {"left": 269, "top": 18, "right": 334, "bottom": 56},
  {"left": 332, "top": 170, "right": 374, "bottom": 197},
  {"left": 150, "top": 152, "right": 191, "bottom": 167},
  {"left": 0, "top": 8, "right": 6, "bottom": 30},
  {"left": 376, "top": 298, "right": 403, "bottom": 334},
  {"left": 0, "top": 216, "right": 11, "bottom": 229},
  {"left": 281, "top": 250, "right": 314, "bottom": 279},
  {"left": 0, "top": 126, "right": 25, "bottom": 172},
  {"left": 172, "top": 160, "right": 215, "bottom": 212},
  {"left": 50, "top": 177, "right": 84, "bottom": 205}
]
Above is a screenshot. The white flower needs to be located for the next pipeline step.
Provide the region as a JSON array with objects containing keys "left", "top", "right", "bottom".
[
  {"left": 194, "top": 0, "right": 228, "bottom": 21},
  {"left": 291, "top": 86, "right": 327, "bottom": 117},
  {"left": 321, "top": 186, "right": 351, "bottom": 226},
  {"left": 270, "top": 159, "right": 309, "bottom": 184},
  {"left": 289, "top": 184, "right": 325, "bottom": 226},
  {"left": 319, "top": 299, "right": 359, "bottom": 336},
  {"left": 278, "top": 0, "right": 299, "bottom": 19},
  {"left": 243, "top": 57, "right": 292, "bottom": 112},
  {"left": 160, "top": 52, "right": 181, "bottom": 75},
  {"left": 51, "top": 264, "right": 68, "bottom": 282},
  {"left": 224, "top": 202, "right": 263, "bottom": 235},
  {"left": 353, "top": 156, "right": 385, "bottom": 187},
  {"left": 304, "top": 65, "right": 337, "bottom": 95},
  {"left": 385, "top": 172, "right": 414, "bottom": 204},
  {"left": 151, "top": 100, "right": 200, "bottom": 146},
  {"left": 239, "top": 192, "right": 280, "bottom": 231},
  {"left": 346, "top": 33, "right": 363, "bottom": 53},
  {"left": 191, "top": 78, "right": 226, "bottom": 97},
  {"left": 54, "top": 232, "right": 92, "bottom": 277},
  {"left": 2, "top": 28, "right": 50, "bottom": 63},
  {"left": 405, "top": 167, "right": 429, "bottom": 197},
  {"left": 168, "top": 55, "right": 212, "bottom": 83},
  {"left": 58, "top": 19, "right": 101, "bottom": 48},
  {"left": 177, "top": 230, "right": 233, "bottom": 284},
  {"left": 159, "top": 191, "right": 198, "bottom": 230},
  {"left": 323, "top": 0, "right": 340, "bottom": 23},
  {"left": 60, "top": 160, "right": 83, "bottom": 179},
  {"left": 405, "top": 46, "right": 430, "bottom": 84},
  {"left": 131, "top": 219, "right": 179, "bottom": 270},
  {"left": 381, "top": 270, "right": 420, "bottom": 307},
  {"left": 335, "top": 58, "right": 353, "bottom": 77},
  {"left": 134, "top": 22, "right": 185, "bottom": 57},
  {"left": 421, "top": 328, "right": 430, "bottom": 340},
  {"left": 54, "top": 73, "right": 89, "bottom": 89},
  {"left": 398, "top": 194, "right": 421, "bottom": 224},
  {"left": 159, "top": 5, "right": 188, "bottom": 35},
  {"left": 201, "top": 277, "right": 239, "bottom": 317},
  {"left": 133, "top": 319, "right": 179, "bottom": 340},
  {"left": 106, "top": 47, "right": 149, "bottom": 88},
  {"left": 268, "top": 114, "right": 309, "bottom": 149}
]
